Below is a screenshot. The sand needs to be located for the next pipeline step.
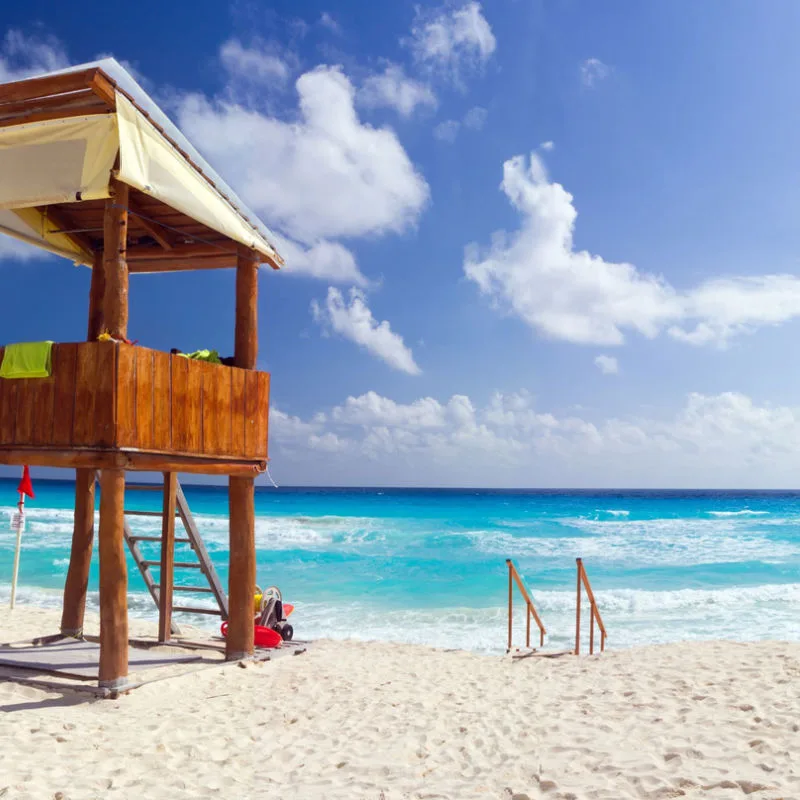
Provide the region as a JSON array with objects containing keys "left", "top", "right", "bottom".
[{"left": 0, "top": 607, "right": 798, "bottom": 799}]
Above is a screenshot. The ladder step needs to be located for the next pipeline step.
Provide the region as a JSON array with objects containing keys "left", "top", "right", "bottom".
[
  {"left": 142, "top": 560, "right": 203, "bottom": 569},
  {"left": 124, "top": 510, "right": 180, "bottom": 517},
  {"left": 126, "top": 484, "right": 163, "bottom": 491},
  {"left": 155, "top": 585, "right": 214, "bottom": 593},
  {"left": 128, "top": 535, "right": 192, "bottom": 543},
  {"left": 172, "top": 605, "right": 222, "bottom": 616}
]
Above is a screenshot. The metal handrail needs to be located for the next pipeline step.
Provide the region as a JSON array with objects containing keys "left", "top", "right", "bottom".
[
  {"left": 506, "top": 559, "right": 546, "bottom": 651},
  {"left": 575, "top": 557, "right": 606, "bottom": 655}
]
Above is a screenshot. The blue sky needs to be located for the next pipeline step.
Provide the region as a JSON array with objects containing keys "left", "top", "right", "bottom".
[{"left": 3, "top": 1, "right": 800, "bottom": 487}]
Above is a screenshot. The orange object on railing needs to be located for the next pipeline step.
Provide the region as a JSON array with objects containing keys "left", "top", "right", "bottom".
[
  {"left": 506, "top": 558, "right": 546, "bottom": 651},
  {"left": 575, "top": 558, "right": 606, "bottom": 655}
]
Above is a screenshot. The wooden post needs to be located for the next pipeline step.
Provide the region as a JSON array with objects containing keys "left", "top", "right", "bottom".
[
  {"left": 87, "top": 250, "right": 106, "bottom": 340},
  {"left": 525, "top": 605, "right": 531, "bottom": 649},
  {"left": 227, "top": 248, "right": 259, "bottom": 660},
  {"left": 590, "top": 606, "right": 595, "bottom": 655},
  {"left": 60, "top": 470, "right": 96, "bottom": 635},
  {"left": 61, "top": 250, "right": 106, "bottom": 636},
  {"left": 158, "top": 472, "right": 177, "bottom": 643},
  {"left": 102, "top": 178, "right": 129, "bottom": 340},
  {"left": 96, "top": 179, "right": 130, "bottom": 687},
  {"left": 507, "top": 559, "right": 513, "bottom": 651},
  {"left": 234, "top": 248, "right": 259, "bottom": 368},
  {"left": 98, "top": 469, "right": 128, "bottom": 688},
  {"left": 575, "top": 558, "right": 582, "bottom": 655}
]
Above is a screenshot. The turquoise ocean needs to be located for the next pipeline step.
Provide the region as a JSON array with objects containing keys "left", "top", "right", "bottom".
[{"left": 2, "top": 479, "right": 800, "bottom": 653}]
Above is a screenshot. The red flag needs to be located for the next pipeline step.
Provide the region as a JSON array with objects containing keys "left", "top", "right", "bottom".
[{"left": 17, "top": 465, "right": 34, "bottom": 499}]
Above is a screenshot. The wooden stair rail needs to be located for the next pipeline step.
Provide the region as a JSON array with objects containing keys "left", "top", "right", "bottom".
[
  {"left": 506, "top": 559, "right": 546, "bottom": 651},
  {"left": 123, "top": 476, "right": 229, "bottom": 642},
  {"left": 575, "top": 558, "right": 606, "bottom": 655}
]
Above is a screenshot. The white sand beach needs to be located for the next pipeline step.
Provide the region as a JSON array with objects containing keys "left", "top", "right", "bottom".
[{"left": 0, "top": 607, "right": 798, "bottom": 799}]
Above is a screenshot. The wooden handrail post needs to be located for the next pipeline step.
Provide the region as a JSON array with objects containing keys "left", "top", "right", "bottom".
[
  {"left": 575, "top": 558, "right": 582, "bottom": 655},
  {"left": 507, "top": 559, "right": 513, "bottom": 651},
  {"left": 526, "top": 605, "right": 531, "bottom": 648},
  {"left": 575, "top": 559, "right": 607, "bottom": 656},
  {"left": 506, "top": 558, "right": 546, "bottom": 652}
]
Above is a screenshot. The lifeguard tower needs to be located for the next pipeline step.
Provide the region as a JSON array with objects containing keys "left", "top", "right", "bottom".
[{"left": 0, "top": 60, "right": 282, "bottom": 688}]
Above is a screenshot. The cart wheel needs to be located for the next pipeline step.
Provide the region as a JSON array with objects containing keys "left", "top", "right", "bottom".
[{"left": 275, "top": 622, "right": 294, "bottom": 641}]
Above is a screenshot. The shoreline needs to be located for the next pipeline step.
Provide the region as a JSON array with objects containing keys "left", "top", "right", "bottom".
[{"left": 1, "top": 605, "right": 798, "bottom": 798}]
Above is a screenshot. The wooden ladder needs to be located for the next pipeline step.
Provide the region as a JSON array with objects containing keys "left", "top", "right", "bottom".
[{"left": 123, "top": 476, "right": 229, "bottom": 641}]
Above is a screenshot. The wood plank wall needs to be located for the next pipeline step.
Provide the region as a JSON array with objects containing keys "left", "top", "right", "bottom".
[{"left": 0, "top": 343, "right": 269, "bottom": 461}]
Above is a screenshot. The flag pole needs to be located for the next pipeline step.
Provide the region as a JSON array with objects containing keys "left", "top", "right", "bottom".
[
  {"left": 10, "top": 465, "right": 32, "bottom": 610},
  {"left": 10, "top": 490, "right": 24, "bottom": 609}
]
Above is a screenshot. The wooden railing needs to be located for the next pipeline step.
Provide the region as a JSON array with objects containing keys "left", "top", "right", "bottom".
[
  {"left": 0, "top": 342, "right": 270, "bottom": 465},
  {"left": 506, "top": 559, "right": 546, "bottom": 651},
  {"left": 575, "top": 558, "right": 606, "bottom": 655}
]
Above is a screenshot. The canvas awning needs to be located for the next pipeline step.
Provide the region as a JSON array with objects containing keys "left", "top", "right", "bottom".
[{"left": 0, "top": 59, "right": 282, "bottom": 268}]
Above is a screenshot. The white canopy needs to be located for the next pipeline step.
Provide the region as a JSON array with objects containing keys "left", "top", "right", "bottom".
[{"left": 0, "top": 58, "right": 281, "bottom": 267}]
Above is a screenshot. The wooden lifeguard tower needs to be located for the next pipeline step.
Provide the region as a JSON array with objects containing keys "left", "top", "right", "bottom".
[{"left": 0, "top": 59, "right": 282, "bottom": 689}]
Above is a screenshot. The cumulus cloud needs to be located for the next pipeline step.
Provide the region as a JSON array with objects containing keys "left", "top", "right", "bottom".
[
  {"left": 433, "top": 106, "right": 487, "bottom": 143},
  {"left": 463, "top": 105, "right": 488, "bottom": 130},
  {"left": 311, "top": 287, "right": 421, "bottom": 374},
  {"left": 0, "top": 235, "right": 47, "bottom": 262},
  {"left": 270, "top": 388, "right": 800, "bottom": 488},
  {"left": 359, "top": 64, "right": 437, "bottom": 117},
  {"left": 179, "top": 66, "right": 428, "bottom": 243},
  {"left": 318, "top": 12, "right": 342, "bottom": 35},
  {"left": 433, "top": 119, "right": 461, "bottom": 142},
  {"left": 0, "top": 29, "right": 69, "bottom": 83},
  {"left": 406, "top": 2, "right": 496, "bottom": 85},
  {"left": 220, "top": 39, "right": 290, "bottom": 87},
  {"left": 540, "top": 140, "right": 555, "bottom": 151},
  {"left": 178, "top": 64, "right": 429, "bottom": 285},
  {"left": 581, "top": 57, "right": 610, "bottom": 87},
  {"left": 270, "top": 233, "right": 366, "bottom": 286},
  {"left": 464, "top": 153, "right": 800, "bottom": 347},
  {"left": 594, "top": 355, "right": 619, "bottom": 375}
]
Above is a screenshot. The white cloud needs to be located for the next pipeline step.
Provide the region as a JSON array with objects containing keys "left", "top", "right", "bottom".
[
  {"left": 464, "top": 152, "right": 800, "bottom": 347},
  {"left": 270, "top": 233, "right": 367, "bottom": 286},
  {"left": 0, "top": 235, "right": 47, "bottom": 262},
  {"left": 433, "top": 119, "right": 461, "bottom": 142},
  {"left": 434, "top": 106, "right": 488, "bottom": 142},
  {"left": 581, "top": 57, "right": 610, "bottom": 88},
  {"left": 463, "top": 105, "right": 488, "bottom": 130},
  {"left": 270, "top": 388, "right": 800, "bottom": 488},
  {"left": 407, "top": 2, "right": 496, "bottom": 84},
  {"left": 179, "top": 67, "right": 428, "bottom": 243},
  {"left": 311, "top": 287, "right": 421, "bottom": 374},
  {"left": 220, "top": 39, "right": 290, "bottom": 86},
  {"left": 540, "top": 140, "right": 555, "bottom": 151},
  {"left": 178, "top": 63, "right": 429, "bottom": 285},
  {"left": 0, "top": 29, "right": 69, "bottom": 83},
  {"left": 594, "top": 355, "right": 619, "bottom": 375},
  {"left": 319, "top": 12, "right": 342, "bottom": 35},
  {"left": 359, "top": 64, "right": 437, "bottom": 117}
]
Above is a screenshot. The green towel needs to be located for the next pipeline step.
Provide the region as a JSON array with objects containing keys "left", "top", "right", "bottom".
[
  {"left": 178, "top": 349, "right": 222, "bottom": 364},
  {"left": 0, "top": 341, "right": 53, "bottom": 379}
]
